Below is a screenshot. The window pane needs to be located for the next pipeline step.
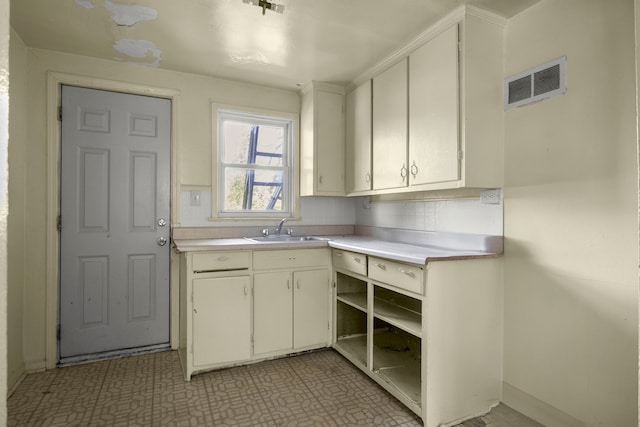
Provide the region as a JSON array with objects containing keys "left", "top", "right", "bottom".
[
  {"left": 223, "top": 167, "right": 284, "bottom": 212},
  {"left": 222, "top": 121, "right": 284, "bottom": 167}
]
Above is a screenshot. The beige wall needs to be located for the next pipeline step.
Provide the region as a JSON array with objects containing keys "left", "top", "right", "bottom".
[
  {"left": 7, "top": 28, "right": 25, "bottom": 392},
  {"left": 19, "top": 48, "right": 300, "bottom": 370},
  {"left": 503, "top": 0, "right": 638, "bottom": 425},
  {"left": 0, "top": 0, "right": 10, "bottom": 421}
]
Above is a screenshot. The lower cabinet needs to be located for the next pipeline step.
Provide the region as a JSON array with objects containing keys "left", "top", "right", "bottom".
[
  {"left": 179, "top": 248, "right": 331, "bottom": 380},
  {"left": 332, "top": 248, "right": 502, "bottom": 426},
  {"left": 192, "top": 276, "right": 251, "bottom": 366},
  {"left": 254, "top": 268, "right": 330, "bottom": 355}
]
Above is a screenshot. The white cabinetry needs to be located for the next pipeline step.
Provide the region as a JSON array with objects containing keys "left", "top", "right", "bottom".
[
  {"left": 300, "top": 82, "right": 345, "bottom": 196},
  {"left": 179, "top": 251, "right": 252, "bottom": 380},
  {"left": 345, "top": 80, "right": 372, "bottom": 194},
  {"left": 192, "top": 276, "right": 251, "bottom": 366},
  {"left": 179, "top": 247, "right": 331, "bottom": 380},
  {"left": 349, "top": 6, "right": 504, "bottom": 195},
  {"left": 332, "top": 248, "right": 502, "bottom": 426},
  {"left": 409, "top": 23, "right": 460, "bottom": 186},
  {"left": 372, "top": 59, "right": 408, "bottom": 191},
  {"left": 253, "top": 249, "right": 331, "bottom": 357}
]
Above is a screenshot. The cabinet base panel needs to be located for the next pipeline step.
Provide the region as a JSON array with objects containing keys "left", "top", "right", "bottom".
[{"left": 184, "top": 345, "right": 330, "bottom": 381}]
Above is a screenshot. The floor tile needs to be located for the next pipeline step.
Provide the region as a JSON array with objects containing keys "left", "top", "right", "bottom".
[{"left": 8, "top": 349, "right": 540, "bottom": 427}]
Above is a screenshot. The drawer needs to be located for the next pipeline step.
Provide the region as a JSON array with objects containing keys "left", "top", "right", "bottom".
[
  {"left": 332, "top": 249, "right": 367, "bottom": 276},
  {"left": 192, "top": 251, "right": 251, "bottom": 272},
  {"left": 253, "top": 248, "right": 329, "bottom": 270},
  {"left": 369, "top": 256, "right": 424, "bottom": 295}
]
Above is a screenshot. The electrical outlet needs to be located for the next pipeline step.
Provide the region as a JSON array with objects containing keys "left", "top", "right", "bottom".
[
  {"left": 190, "top": 190, "right": 201, "bottom": 207},
  {"left": 480, "top": 189, "right": 501, "bottom": 205}
]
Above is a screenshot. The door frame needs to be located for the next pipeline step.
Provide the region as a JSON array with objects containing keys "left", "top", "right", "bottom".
[{"left": 46, "top": 72, "right": 181, "bottom": 369}]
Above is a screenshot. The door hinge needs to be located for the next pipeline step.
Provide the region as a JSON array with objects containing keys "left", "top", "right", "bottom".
[
  {"left": 327, "top": 321, "right": 330, "bottom": 330},
  {"left": 57, "top": 106, "right": 62, "bottom": 122},
  {"left": 458, "top": 150, "right": 464, "bottom": 160},
  {"left": 56, "top": 324, "right": 61, "bottom": 341},
  {"left": 57, "top": 214, "right": 62, "bottom": 232}
]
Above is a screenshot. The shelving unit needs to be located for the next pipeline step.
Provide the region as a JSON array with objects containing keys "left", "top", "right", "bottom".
[
  {"left": 332, "top": 247, "right": 503, "bottom": 427},
  {"left": 373, "top": 287, "right": 422, "bottom": 337},
  {"left": 333, "top": 256, "right": 425, "bottom": 418}
]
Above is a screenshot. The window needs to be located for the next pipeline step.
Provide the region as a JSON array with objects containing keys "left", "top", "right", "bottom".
[{"left": 213, "top": 105, "right": 298, "bottom": 219}]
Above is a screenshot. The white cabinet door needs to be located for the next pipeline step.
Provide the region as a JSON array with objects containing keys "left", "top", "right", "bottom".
[
  {"left": 346, "top": 81, "right": 372, "bottom": 194},
  {"left": 294, "top": 269, "right": 330, "bottom": 349},
  {"left": 192, "top": 276, "right": 251, "bottom": 366},
  {"left": 254, "top": 271, "right": 293, "bottom": 355},
  {"left": 409, "top": 24, "right": 460, "bottom": 186},
  {"left": 300, "top": 84, "right": 345, "bottom": 196},
  {"left": 373, "top": 59, "right": 408, "bottom": 191}
]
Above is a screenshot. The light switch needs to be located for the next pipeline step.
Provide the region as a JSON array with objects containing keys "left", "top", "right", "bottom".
[{"left": 190, "top": 190, "right": 201, "bottom": 206}]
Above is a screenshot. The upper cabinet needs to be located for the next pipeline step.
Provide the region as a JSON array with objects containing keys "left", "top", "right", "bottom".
[
  {"left": 372, "top": 59, "right": 408, "bottom": 191},
  {"left": 348, "top": 6, "right": 505, "bottom": 195},
  {"left": 345, "top": 81, "right": 372, "bottom": 195},
  {"left": 300, "top": 82, "right": 345, "bottom": 196},
  {"left": 409, "top": 23, "right": 460, "bottom": 187}
]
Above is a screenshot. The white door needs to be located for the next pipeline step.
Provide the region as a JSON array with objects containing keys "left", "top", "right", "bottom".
[
  {"left": 253, "top": 271, "right": 293, "bottom": 355},
  {"left": 59, "top": 85, "right": 171, "bottom": 359},
  {"left": 192, "top": 276, "right": 251, "bottom": 366},
  {"left": 293, "top": 269, "right": 330, "bottom": 349}
]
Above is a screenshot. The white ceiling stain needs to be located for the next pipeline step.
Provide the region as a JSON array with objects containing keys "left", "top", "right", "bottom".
[
  {"left": 104, "top": 0, "right": 157, "bottom": 27},
  {"left": 75, "top": 0, "right": 95, "bottom": 9},
  {"left": 113, "top": 39, "right": 162, "bottom": 67}
]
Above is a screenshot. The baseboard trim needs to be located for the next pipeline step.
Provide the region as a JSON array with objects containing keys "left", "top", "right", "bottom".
[{"left": 502, "top": 382, "right": 586, "bottom": 427}]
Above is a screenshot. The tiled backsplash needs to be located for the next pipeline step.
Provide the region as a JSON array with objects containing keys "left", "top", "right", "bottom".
[
  {"left": 356, "top": 197, "right": 503, "bottom": 236},
  {"left": 178, "top": 190, "right": 503, "bottom": 236}
]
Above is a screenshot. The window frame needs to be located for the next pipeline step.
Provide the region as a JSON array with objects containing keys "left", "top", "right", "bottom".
[{"left": 211, "top": 103, "right": 299, "bottom": 220}]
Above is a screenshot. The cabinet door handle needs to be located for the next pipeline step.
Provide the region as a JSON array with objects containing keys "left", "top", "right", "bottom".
[
  {"left": 244, "top": 286, "right": 248, "bottom": 296},
  {"left": 376, "top": 263, "right": 386, "bottom": 271},
  {"left": 287, "top": 280, "right": 291, "bottom": 289},
  {"left": 319, "top": 175, "right": 323, "bottom": 184},
  {"left": 296, "top": 280, "right": 300, "bottom": 289},
  {"left": 410, "top": 161, "right": 418, "bottom": 177},
  {"left": 400, "top": 164, "right": 408, "bottom": 182},
  {"left": 365, "top": 172, "right": 371, "bottom": 183},
  {"left": 399, "top": 268, "right": 415, "bottom": 278}
]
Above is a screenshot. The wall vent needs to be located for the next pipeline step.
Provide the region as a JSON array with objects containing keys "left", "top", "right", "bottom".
[{"left": 504, "top": 56, "right": 566, "bottom": 110}]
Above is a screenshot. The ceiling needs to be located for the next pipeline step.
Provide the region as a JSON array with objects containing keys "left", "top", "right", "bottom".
[{"left": 10, "top": 0, "right": 540, "bottom": 90}]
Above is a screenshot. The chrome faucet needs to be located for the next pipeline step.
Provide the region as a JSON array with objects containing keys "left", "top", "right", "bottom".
[{"left": 275, "top": 218, "right": 287, "bottom": 235}]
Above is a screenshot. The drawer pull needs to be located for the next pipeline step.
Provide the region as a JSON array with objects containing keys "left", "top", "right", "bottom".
[
  {"left": 399, "top": 268, "right": 415, "bottom": 278},
  {"left": 217, "top": 256, "right": 229, "bottom": 262},
  {"left": 335, "top": 252, "right": 343, "bottom": 257},
  {"left": 376, "top": 263, "right": 386, "bottom": 271},
  {"left": 353, "top": 257, "right": 361, "bottom": 264}
]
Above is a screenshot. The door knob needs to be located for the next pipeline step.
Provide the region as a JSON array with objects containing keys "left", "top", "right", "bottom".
[
  {"left": 157, "top": 236, "right": 167, "bottom": 246},
  {"left": 157, "top": 218, "right": 167, "bottom": 227}
]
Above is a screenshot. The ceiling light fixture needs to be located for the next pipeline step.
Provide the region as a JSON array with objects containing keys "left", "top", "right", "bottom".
[{"left": 242, "top": 0, "right": 284, "bottom": 15}]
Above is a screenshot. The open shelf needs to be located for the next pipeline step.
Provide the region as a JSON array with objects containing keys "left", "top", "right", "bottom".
[
  {"left": 373, "top": 286, "right": 422, "bottom": 337},
  {"left": 334, "top": 334, "right": 367, "bottom": 369},
  {"left": 372, "top": 325, "right": 421, "bottom": 406},
  {"left": 336, "top": 300, "right": 368, "bottom": 368},
  {"left": 374, "top": 297, "right": 421, "bottom": 337},
  {"left": 337, "top": 292, "right": 367, "bottom": 312}
]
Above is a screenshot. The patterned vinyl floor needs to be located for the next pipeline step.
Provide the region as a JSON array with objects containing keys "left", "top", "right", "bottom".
[{"left": 8, "top": 349, "right": 541, "bottom": 426}]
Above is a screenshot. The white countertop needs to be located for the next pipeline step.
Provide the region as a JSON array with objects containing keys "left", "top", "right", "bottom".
[
  {"left": 173, "top": 234, "right": 501, "bottom": 265},
  {"left": 328, "top": 236, "right": 499, "bottom": 265}
]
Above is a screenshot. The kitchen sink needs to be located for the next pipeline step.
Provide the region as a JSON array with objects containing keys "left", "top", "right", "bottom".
[{"left": 244, "top": 235, "right": 328, "bottom": 243}]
